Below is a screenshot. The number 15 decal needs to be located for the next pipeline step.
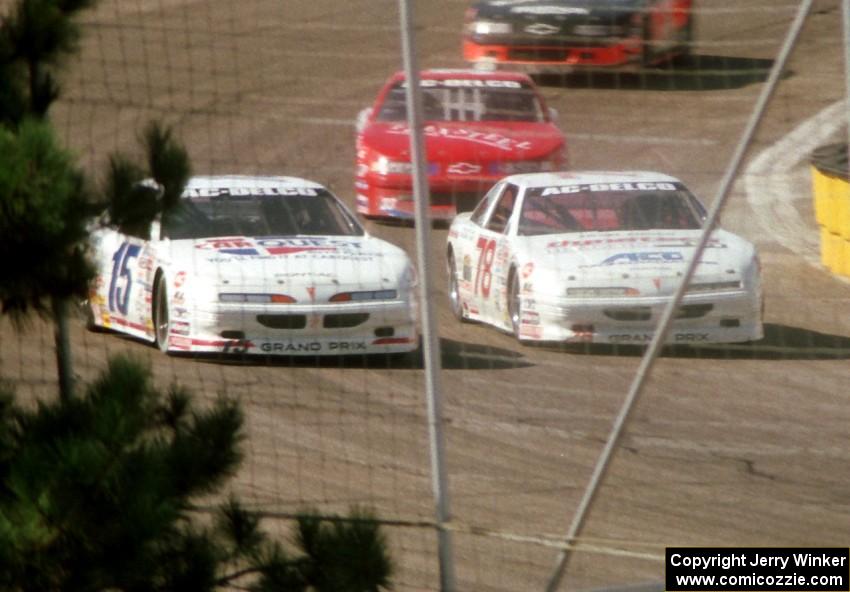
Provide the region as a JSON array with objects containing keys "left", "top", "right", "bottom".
[
  {"left": 108, "top": 242, "right": 141, "bottom": 315},
  {"left": 475, "top": 236, "right": 496, "bottom": 298}
]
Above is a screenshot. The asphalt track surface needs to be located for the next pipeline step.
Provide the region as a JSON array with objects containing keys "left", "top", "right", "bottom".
[{"left": 3, "top": 1, "right": 850, "bottom": 590}]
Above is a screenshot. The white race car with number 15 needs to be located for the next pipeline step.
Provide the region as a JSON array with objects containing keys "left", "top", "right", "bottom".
[
  {"left": 87, "top": 175, "right": 419, "bottom": 356},
  {"left": 446, "top": 171, "right": 763, "bottom": 345}
]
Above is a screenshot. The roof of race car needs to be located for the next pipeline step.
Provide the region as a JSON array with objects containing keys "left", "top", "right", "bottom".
[
  {"left": 387, "top": 68, "right": 534, "bottom": 84},
  {"left": 505, "top": 170, "right": 684, "bottom": 189},
  {"left": 181, "top": 175, "right": 328, "bottom": 195}
]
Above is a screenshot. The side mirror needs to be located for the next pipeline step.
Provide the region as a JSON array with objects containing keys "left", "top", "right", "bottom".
[
  {"left": 356, "top": 107, "right": 372, "bottom": 133},
  {"left": 548, "top": 107, "right": 559, "bottom": 123}
]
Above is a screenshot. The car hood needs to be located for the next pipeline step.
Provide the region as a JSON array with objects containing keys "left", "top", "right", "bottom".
[
  {"left": 361, "top": 121, "right": 564, "bottom": 162},
  {"left": 161, "top": 235, "right": 411, "bottom": 297},
  {"left": 473, "top": 0, "right": 644, "bottom": 19},
  {"left": 514, "top": 229, "right": 757, "bottom": 296}
]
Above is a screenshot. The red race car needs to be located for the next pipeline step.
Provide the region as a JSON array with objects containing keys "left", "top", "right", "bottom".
[
  {"left": 355, "top": 69, "right": 567, "bottom": 221},
  {"left": 463, "top": 0, "right": 693, "bottom": 70}
]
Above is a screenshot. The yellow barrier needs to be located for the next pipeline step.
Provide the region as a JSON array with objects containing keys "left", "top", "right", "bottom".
[
  {"left": 811, "top": 143, "right": 850, "bottom": 278},
  {"left": 841, "top": 238, "right": 850, "bottom": 276}
]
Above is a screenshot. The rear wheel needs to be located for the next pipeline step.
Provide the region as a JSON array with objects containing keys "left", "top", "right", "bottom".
[
  {"left": 507, "top": 268, "right": 522, "bottom": 338},
  {"left": 447, "top": 251, "right": 468, "bottom": 322},
  {"left": 640, "top": 14, "right": 657, "bottom": 67},
  {"left": 675, "top": 14, "right": 694, "bottom": 62},
  {"left": 153, "top": 275, "right": 171, "bottom": 354}
]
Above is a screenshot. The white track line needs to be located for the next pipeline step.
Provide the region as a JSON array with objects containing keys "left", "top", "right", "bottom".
[{"left": 743, "top": 99, "right": 847, "bottom": 265}]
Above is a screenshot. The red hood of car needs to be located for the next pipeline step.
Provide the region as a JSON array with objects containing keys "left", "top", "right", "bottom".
[{"left": 360, "top": 120, "right": 564, "bottom": 162}]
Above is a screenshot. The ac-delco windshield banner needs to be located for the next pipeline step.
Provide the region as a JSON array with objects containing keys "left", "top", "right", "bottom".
[
  {"left": 666, "top": 548, "right": 849, "bottom": 591},
  {"left": 185, "top": 187, "right": 322, "bottom": 198},
  {"left": 536, "top": 182, "right": 679, "bottom": 196},
  {"left": 401, "top": 79, "right": 525, "bottom": 89}
]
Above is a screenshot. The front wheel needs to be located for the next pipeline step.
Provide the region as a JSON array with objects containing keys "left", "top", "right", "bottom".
[
  {"left": 447, "top": 251, "right": 468, "bottom": 322},
  {"left": 507, "top": 268, "right": 522, "bottom": 339},
  {"left": 153, "top": 276, "right": 171, "bottom": 354},
  {"left": 640, "top": 14, "right": 656, "bottom": 67}
]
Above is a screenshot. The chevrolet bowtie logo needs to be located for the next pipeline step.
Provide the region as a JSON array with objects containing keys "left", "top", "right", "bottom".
[
  {"left": 447, "top": 162, "right": 481, "bottom": 175},
  {"left": 524, "top": 23, "right": 560, "bottom": 36}
]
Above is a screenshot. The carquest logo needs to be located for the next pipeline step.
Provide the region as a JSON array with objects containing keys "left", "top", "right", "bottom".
[
  {"left": 597, "top": 252, "right": 684, "bottom": 266},
  {"left": 196, "top": 237, "right": 359, "bottom": 257}
]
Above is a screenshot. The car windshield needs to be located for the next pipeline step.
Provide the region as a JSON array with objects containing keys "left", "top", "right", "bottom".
[
  {"left": 162, "top": 188, "right": 364, "bottom": 240},
  {"left": 518, "top": 183, "right": 704, "bottom": 236},
  {"left": 375, "top": 79, "right": 545, "bottom": 123}
]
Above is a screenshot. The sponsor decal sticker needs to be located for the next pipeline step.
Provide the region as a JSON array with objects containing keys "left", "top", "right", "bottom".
[
  {"left": 405, "top": 79, "right": 523, "bottom": 89},
  {"left": 387, "top": 124, "right": 532, "bottom": 151},
  {"left": 171, "top": 336, "right": 192, "bottom": 349},
  {"left": 596, "top": 251, "right": 684, "bottom": 266},
  {"left": 195, "top": 237, "right": 361, "bottom": 257},
  {"left": 546, "top": 236, "right": 728, "bottom": 251},
  {"left": 222, "top": 340, "right": 252, "bottom": 354},
  {"left": 675, "top": 333, "right": 710, "bottom": 342},
  {"left": 512, "top": 5, "right": 588, "bottom": 15},
  {"left": 609, "top": 334, "right": 653, "bottom": 343},
  {"left": 541, "top": 182, "right": 678, "bottom": 196},
  {"left": 610, "top": 332, "right": 711, "bottom": 344},
  {"left": 186, "top": 186, "right": 318, "bottom": 198},
  {"left": 260, "top": 341, "right": 369, "bottom": 353}
]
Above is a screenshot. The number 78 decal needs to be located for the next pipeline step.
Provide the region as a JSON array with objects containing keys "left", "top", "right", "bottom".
[
  {"left": 108, "top": 241, "right": 142, "bottom": 315},
  {"left": 474, "top": 236, "right": 496, "bottom": 298}
]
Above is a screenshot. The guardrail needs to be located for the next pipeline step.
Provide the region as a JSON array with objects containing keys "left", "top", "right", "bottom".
[{"left": 811, "top": 142, "right": 850, "bottom": 277}]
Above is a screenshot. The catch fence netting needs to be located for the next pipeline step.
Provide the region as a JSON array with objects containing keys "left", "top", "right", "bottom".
[{"left": 2, "top": 0, "right": 850, "bottom": 590}]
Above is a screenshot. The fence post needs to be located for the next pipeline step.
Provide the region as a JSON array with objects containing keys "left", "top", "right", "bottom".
[
  {"left": 843, "top": 0, "right": 850, "bottom": 158},
  {"left": 397, "top": 1, "right": 457, "bottom": 590}
]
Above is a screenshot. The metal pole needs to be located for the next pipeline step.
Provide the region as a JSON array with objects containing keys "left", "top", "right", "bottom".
[
  {"left": 843, "top": 0, "right": 850, "bottom": 156},
  {"left": 52, "top": 296, "right": 74, "bottom": 402},
  {"left": 544, "top": 1, "right": 814, "bottom": 590},
  {"left": 397, "top": 1, "right": 456, "bottom": 590}
]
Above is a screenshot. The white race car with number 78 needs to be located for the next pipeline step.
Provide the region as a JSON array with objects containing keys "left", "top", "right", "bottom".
[
  {"left": 87, "top": 175, "right": 419, "bottom": 356},
  {"left": 446, "top": 171, "right": 764, "bottom": 346}
]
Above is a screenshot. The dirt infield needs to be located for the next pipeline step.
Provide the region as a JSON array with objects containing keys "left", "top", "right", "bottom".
[{"left": 3, "top": 1, "right": 850, "bottom": 590}]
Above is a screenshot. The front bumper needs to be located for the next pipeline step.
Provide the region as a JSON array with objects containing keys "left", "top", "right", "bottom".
[
  {"left": 517, "top": 289, "right": 763, "bottom": 345},
  {"left": 166, "top": 298, "right": 419, "bottom": 355},
  {"left": 463, "top": 38, "right": 641, "bottom": 69},
  {"left": 356, "top": 178, "right": 493, "bottom": 221}
]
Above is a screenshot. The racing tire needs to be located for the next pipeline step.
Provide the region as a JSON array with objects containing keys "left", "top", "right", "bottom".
[
  {"left": 674, "top": 14, "right": 694, "bottom": 64},
  {"left": 153, "top": 274, "right": 172, "bottom": 354},
  {"left": 507, "top": 268, "right": 522, "bottom": 339},
  {"left": 680, "top": 15, "right": 693, "bottom": 55},
  {"left": 640, "top": 14, "right": 657, "bottom": 67},
  {"left": 447, "top": 251, "right": 469, "bottom": 322}
]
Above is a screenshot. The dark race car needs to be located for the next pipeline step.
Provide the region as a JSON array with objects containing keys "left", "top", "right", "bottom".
[{"left": 463, "top": 0, "right": 693, "bottom": 70}]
